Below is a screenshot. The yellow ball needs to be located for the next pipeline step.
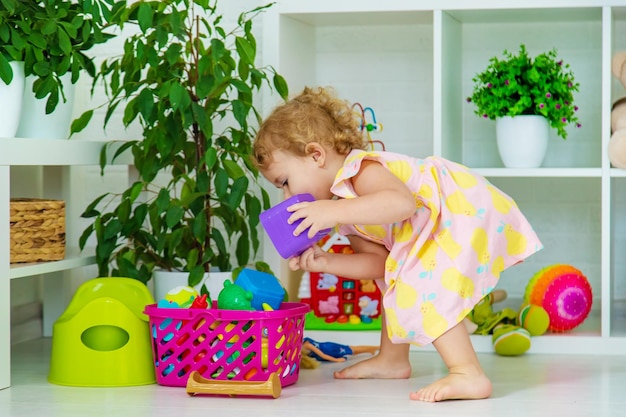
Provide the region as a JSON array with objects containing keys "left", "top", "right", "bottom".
[
  {"left": 517, "top": 304, "right": 550, "bottom": 336},
  {"left": 492, "top": 325, "right": 531, "bottom": 356},
  {"left": 165, "top": 285, "right": 199, "bottom": 308}
]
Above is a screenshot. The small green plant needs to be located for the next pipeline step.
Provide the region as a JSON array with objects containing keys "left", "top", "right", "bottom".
[
  {"left": 467, "top": 44, "right": 581, "bottom": 139},
  {"left": 0, "top": 0, "right": 122, "bottom": 113}
]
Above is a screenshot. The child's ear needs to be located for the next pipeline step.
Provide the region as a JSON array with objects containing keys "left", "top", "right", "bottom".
[{"left": 305, "top": 142, "right": 326, "bottom": 166}]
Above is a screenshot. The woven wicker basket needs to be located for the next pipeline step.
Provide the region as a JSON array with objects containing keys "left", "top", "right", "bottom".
[{"left": 10, "top": 198, "right": 66, "bottom": 263}]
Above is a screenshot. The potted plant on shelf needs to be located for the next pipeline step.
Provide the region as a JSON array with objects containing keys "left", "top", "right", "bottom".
[
  {"left": 0, "top": 0, "right": 123, "bottom": 138},
  {"left": 73, "top": 0, "right": 288, "bottom": 300},
  {"left": 467, "top": 44, "right": 581, "bottom": 168}
]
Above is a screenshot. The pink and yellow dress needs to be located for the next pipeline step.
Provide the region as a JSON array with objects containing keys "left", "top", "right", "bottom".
[{"left": 331, "top": 150, "right": 543, "bottom": 345}]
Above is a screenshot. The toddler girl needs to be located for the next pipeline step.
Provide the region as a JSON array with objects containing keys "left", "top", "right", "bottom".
[{"left": 252, "top": 86, "right": 542, "bottom": 402}]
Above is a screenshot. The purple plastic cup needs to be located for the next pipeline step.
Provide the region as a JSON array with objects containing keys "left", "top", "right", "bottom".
[{"left": 259, "top": 193, "right": 331, "bottom": 259}]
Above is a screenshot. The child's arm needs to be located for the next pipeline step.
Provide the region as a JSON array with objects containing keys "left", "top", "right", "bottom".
[
  {"left": 290, "top": 160, "right": 416, "bottom": 238},
  {"left": 289, "top": 234, "right": 387, "bottom": 280}
]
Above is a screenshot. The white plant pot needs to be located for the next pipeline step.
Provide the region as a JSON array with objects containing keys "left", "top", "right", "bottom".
[
  {"left": 0, "top": 61, "right": 25, "bottom": 138},
  {"left": 16, "top": 73, "right": 76, "bottom": 139},
  {"left": 496, "top": 115, "right": 549, "bottom": 168},
  {"left": 152, "top": 270, "right": 232, "bottom": 303}
]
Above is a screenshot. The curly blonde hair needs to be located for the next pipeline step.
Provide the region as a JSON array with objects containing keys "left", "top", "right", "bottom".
[{"left": 252, "top": 86, "right": 368, "bottom": 169}]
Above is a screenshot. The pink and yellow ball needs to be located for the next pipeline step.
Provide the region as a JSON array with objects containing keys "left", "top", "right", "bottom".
[{"left": 524, "top": 265, "right": 592, "bottom": 332}]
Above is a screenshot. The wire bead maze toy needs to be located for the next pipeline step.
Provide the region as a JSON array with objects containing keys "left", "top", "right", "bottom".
[{"left": 352, "top": 102, "right": 385, "bottom": 151}]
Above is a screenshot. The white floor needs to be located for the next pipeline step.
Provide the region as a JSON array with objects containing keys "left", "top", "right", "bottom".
[{"left": 2, "top": 337, "right": 626, "bottom": 417}]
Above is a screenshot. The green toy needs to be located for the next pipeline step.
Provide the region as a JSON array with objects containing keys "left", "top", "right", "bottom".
[
  {"left": 466, "top": 289, "right": 550, "bottom": 356},
  {"left": 468, "top": 289, "right": 517, "bottom": 335},
  {"left": 492, "top": 324, "right": 531, "bottom": 356},
  {"left": 217, "top": 280, "right": 254, "bottom": 310},
  {"left": 516, "top": 304, "right": 550, "bottom": 336}
]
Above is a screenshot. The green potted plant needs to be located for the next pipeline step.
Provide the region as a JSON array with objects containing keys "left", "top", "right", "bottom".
[
  {"left": 0, "top": 0, "right": 122, "bottom": 113},
  {"left": 467, "top": 44, "right": 581, "bottom": 168},
  {"left": 73, "top": 0, "right": 288, "bottom": 297}
]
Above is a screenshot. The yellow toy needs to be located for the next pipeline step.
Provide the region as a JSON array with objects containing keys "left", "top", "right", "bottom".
[
  {"left": 465, "top": 289, "right": 550, "bottom": 356},
  {"left": 517, "top": 304, "right": 550, "bottom": 336},
  {"left": 48, "top": 278, "right": 156, "bottom": 387},
  {"left": 492, "top": 325, "right": 531, "bottom": 356},
  {"left": 465, "top": 289, "right": 514, "bottom": 335},
  {"left": 163, "top": 285, "right": 198, "bottom": 308}
]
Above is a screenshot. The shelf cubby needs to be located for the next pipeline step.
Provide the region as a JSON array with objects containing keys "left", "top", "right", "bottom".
[{"left": 263, "top": 0, "right": 626, "bottom": 354}]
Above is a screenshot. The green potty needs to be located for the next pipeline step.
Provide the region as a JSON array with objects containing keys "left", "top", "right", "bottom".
[{"left": 48, "top": 277, "right": 156, "bottom": 387}]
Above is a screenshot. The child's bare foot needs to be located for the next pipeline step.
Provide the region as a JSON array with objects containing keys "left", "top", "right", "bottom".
[
  {"left": 333, "top": 353, "right": 412, "bottom": 380},
  {"left": 409, "top": 368, "right": 492, "bottom": 402}
]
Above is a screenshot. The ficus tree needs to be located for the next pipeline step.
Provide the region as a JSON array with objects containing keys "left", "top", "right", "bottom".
[{"left": 73, "top": 0, "right": 288, "bottom": 286}]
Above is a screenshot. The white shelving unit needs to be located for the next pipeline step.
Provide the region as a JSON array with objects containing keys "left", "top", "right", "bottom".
[
  {"left": 263, "top": 0, "right": 626, "bottom": 354},
  {"left": 0, "top": 138, "right": 127, "bottom": 389}
]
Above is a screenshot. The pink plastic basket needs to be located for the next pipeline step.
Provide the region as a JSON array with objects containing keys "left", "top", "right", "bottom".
[{"left": 144, "top": 302, "right": 309, "bottom": 387}]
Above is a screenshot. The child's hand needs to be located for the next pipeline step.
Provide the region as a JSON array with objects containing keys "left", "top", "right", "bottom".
[
  {"left": 288, "top": 245, "right": 328, "bottom": 272},
  {"left": 287, "top": 200, "right": 336, "bottom": 238}
]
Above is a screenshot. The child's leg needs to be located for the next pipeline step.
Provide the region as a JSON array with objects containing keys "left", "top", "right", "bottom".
[
  {"left": 410, "top": 321, "right": 492, "bottom": 402},
  {"left": 334, "top": 310, "right": 411, "bottom": 379}
]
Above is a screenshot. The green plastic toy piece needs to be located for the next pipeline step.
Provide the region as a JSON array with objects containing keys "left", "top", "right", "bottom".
[{"left": 217, "top": 280, "right": 254, "bottom": 310}]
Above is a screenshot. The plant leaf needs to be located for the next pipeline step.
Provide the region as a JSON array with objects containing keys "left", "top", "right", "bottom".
[{"left": 70, "top": 110, "right": 93, "bottom": 135}]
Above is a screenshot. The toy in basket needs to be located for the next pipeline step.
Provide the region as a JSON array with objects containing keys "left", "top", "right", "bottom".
[
  {"left": 260, "top": 193, "right": 331, "bottom": 258},
  {"left": 144, "top": 301, "right": 309, "bottom": 389}
]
